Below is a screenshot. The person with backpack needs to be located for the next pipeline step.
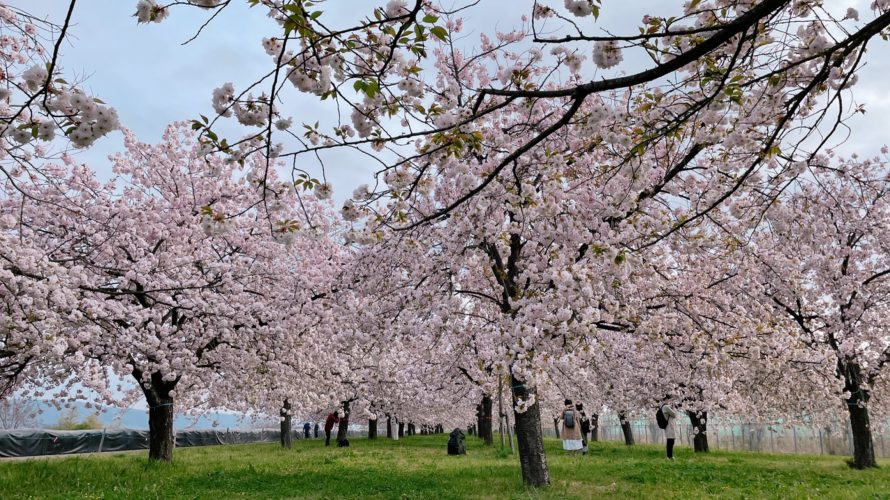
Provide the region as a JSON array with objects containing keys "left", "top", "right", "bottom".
[
  {"left": 576, "top": 403, "right": 591, "bottom": 455},
  {"left": 561, "top": 399, "right": 583, "bottom": 453},
  {"left": 303, "top": 422, "right": 311, "bottom": 439},
  {"left": 656, "top": 400, "right": 679, "bottom": 460}
]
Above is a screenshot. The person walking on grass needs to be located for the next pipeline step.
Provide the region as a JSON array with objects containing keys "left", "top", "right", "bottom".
[
  {"left": 324, "top": 411, "right": 340, "bottom": 446},
  {"left": 561, "top": 399, "right": 583, "bottom": 454},
  {"left": 658, "top": 400, "right": 679, "bottom": 460}
]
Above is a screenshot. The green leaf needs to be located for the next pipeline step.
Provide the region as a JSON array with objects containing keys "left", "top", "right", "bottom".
[
  {"left": 422, "top": 14, "right": 438, "bottom": 23},
  {"left": 430, "top": 26, "right": 448, "bottom": 41}
]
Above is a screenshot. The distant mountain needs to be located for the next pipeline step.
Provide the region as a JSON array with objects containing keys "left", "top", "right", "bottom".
[{"left": 29, "top": 400, "right": 277, "bottom": 430}]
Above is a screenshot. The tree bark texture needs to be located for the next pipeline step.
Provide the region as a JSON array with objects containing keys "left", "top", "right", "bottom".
[
  {"left": 618, "top": 412, "right": 634, "bottom": 446},
  {"left": 687, "top": 410, "right": 709, "bottom": 453},
  {"left": 480, "top": 394, "right": 493, "bottom": 446},
  {"left": 280, "top": 399, "right": 292, "bottom": 449},
  {"left": 843, "top": 361, "right": 877, "bottom": 468},
  {"left": 511, "top": 376, "right": 550, "bottom": 487}
]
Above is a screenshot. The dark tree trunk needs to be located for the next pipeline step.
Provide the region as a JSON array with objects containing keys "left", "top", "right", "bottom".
[
  {"left": 590, "top": 413, "right": 599, "bottom": 442},
  {"left": 280, "top": 399, "right": 292, "bottom": 449},
  {"left": 386, "top": 415, "right": 393, "bottom": 438},
  {"left": 842, "top": 361, "right": 877, "bottom": 469},
  {"left": 552, "top": 417, "right": 560, "bottom": 438},
  {"left": 687, "top": 410, "right": 709, "bottom": 452},
  {"left": 368, "top": 418, "right": 378, "bottom": 439},
  {"left": 511, "top": 376, "right": 550, "bottom": 487},
  {"left": 618, "top": 412, "right": 634, "bottom": 446},
  {"left": 480, "top": 394, "right": 493, "bottom": 445},
  {"left": 138, "top": 372, "right": 175, "bottom": 463},
  {"left": 398, "top": 421, "right": 404, "bottom": 438},
  {"left": 335, "top": 401, "right": 350, "bottom": 444}
]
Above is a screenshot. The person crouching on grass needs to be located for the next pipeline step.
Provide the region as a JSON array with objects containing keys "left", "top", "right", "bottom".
[{"left": 561, "top": 399, "right": 583, "bottom": 454}]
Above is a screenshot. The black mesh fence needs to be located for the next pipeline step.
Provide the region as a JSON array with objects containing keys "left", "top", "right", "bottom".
[{"left": 0, "top": 428, "right": 312, "bottom": 458}]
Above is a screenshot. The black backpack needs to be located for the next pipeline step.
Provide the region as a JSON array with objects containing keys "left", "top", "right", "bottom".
[
  {"left": 564, "top": 410, "right": 575, "bottom": 428},
  {"left": 655, "top": 406, "right": 668, "bottom": 429},
  {"left": 447, "top": 429, "right": 466, "bottom": 455}
]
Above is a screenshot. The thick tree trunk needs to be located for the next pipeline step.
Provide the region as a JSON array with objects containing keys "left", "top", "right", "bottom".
[
  {"left": 386, "top": 415, "right": 393, "bottom": 438},
  {"left": 842, "top": 361, "right": 877, "bottom": 469},
  {"left": 280, "top": 399, "right": 292, "bottom": 449},
  {"left": 335, "top": 401, "right": 350, "bottom": 445},
  {"left": 618, "top": 412, "right": 634, "bottom": 446},
  {"left": 148, "top": 398, "right": 174, "bottom": 462},
  {"left": 368, "top": 418, "right": 378, "bottom": 439},
  {"left": 511, "top": 376, "right": 550, "bottom": 487},
  {"left": 398, "top": 421, "right": 404, "bottom": 438},
  {"left": 687, "top": 410, "right": 709, "bottom": 452},
  {"left": 480, "top": 394, "right": 493, "bottom": 446},
  {"left": 590, "top": 413, "right": 599, "bottom": 442},
  {"left": 139, "top": 372, "right": 175, "bottom": 463}
]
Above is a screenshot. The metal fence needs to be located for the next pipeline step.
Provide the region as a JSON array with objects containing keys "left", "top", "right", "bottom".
[{"left": 546, "top": 413, "right": 890, "bottom": 458}]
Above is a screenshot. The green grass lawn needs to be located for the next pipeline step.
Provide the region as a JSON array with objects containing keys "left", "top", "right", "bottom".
[{"left": 1, "top": 435, "right": 888, "bottom": 499}]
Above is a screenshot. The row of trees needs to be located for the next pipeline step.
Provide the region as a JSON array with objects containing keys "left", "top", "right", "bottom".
[{"left": 2, "top": 0, "right": 890, "bottom": 486}]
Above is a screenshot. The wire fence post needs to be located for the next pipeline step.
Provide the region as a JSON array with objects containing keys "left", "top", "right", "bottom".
[
  {"left": 97, "top": 428, "right": 106, "bottom": 453},
  {"left": 766, "top": 426, "right": 776, "bottom": 453}
]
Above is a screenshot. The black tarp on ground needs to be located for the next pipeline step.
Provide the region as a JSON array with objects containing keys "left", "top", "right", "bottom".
[
  {"left": 0, "top": 428, "right": 303, "bottom": 458},
  {"left": 100, "top": 428, "right": 148, "bottom": 452}
]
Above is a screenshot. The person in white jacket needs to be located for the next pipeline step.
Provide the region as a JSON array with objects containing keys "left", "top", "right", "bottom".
[{"left": 660, "top": 403, "right": 678, "bottom": 460}]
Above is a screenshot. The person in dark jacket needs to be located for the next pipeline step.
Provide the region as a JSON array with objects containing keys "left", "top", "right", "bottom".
[
  {"left": 576, "top": 403, "right": 591, "bottom": 455},
  {"left": 324, "top": 412, "right": 340, "bottom": 446},
  {"left": 314, "top": 422, "right": 320, "bottom": 438},
  {"left": 303, "top": 422, "right": 311, "bottom": 439}
]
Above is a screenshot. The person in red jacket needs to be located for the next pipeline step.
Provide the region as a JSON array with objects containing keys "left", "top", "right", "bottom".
[{"left": 324, "top": 412, "right": 340, "bottom": 446}]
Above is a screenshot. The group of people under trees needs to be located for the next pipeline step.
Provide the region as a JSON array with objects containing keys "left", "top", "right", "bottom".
[{"left": 559, "top": 399, "right": 679, "bottom": 460}]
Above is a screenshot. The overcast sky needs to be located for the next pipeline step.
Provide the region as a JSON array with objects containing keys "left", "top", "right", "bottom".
[{"left": 9, "top": 0, "right": 890, "bottom": 205}]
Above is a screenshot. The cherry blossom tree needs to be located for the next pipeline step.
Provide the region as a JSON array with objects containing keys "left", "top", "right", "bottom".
[
  {"left": 4, "top": 0, "right": 890, "bottom": 485},
  {"left": 742, "top": 155, "right": 890, "bottom": 468},
  {"left": 122, "top": 0, "right": 890, "bottom": 236},
  {"left": 4, "top": 124, "right": 330, "bottom": 461},
  {"left": 0, "top": 2, "right": 119, "bottom": 175}
]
